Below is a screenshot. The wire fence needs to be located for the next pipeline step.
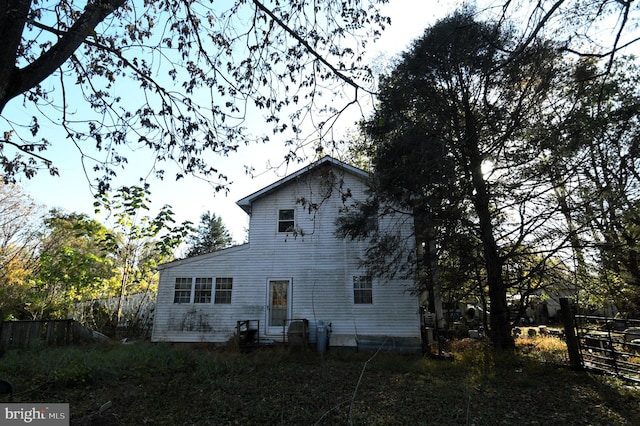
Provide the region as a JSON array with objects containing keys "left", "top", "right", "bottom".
[{"left": 574, "top": 315, "right": 640, "bottom": 384}]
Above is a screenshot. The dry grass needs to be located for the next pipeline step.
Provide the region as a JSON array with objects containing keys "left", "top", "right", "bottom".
[{"left": 516, "top": 333, "right": 570, "bottom": 364}]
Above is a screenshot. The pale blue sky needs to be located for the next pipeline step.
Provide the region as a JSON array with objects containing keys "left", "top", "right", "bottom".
[
  {"left": 14, "top": 1, "right": 457, "bottom": 245},
  {"left": 12, "top": 0, "right": 636, "bottom": 245},
  {"left": 13, "top": 0, "right": 636, "bottom": 246}
]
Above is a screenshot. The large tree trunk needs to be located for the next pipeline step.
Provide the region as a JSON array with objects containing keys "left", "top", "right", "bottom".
[
  {"left": 0, "top": 0, "right": 31, "bottom": 112},
  {"left": 464, "top": 107, "right": 515, "bottom": 350},
  {"left": 0, "top": 0, "right": 126, "bottom": 113},
  {"left": 474, "top": 174, "right": 513, "bottom": 349},
  {"left": 425, "top": 233, "right": 446, "bottom": 330}
]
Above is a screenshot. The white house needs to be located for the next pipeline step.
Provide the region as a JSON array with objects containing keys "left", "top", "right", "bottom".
[{"left": 151, "top": 156, "right": 422, "bottom": 352}]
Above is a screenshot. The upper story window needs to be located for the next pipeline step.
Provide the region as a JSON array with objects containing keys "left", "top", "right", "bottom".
[
  {"left": 278, "top": 209, "right": 295, "bottom": 233},
  {"left": 353, "top": 276, "right": 373, "bottom": 304}
]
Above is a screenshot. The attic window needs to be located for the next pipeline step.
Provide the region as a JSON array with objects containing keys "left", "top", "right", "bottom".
[{"left": 278, "top": 209, "right": 295, "bottom": 233}]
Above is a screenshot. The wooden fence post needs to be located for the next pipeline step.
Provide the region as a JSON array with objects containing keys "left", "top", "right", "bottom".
[{"left": 560, "top": 297, "right": 582, "bottom": 370}]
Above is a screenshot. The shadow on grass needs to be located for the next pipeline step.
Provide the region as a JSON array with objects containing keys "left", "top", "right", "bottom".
[{"left": 0, "top": 340, "right": 638, "bottom": 425}]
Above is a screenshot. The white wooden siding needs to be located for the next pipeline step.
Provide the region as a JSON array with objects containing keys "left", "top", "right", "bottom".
[{"left": 152, "top": 161, "right": 420, "bottom": 349}]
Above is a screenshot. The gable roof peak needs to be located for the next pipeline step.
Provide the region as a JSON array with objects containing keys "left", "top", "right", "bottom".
[{"left": 236, "top": 155, "right": 368, "bottom": 214}]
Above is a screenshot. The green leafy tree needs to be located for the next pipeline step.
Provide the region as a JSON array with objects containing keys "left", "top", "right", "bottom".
[
  {"left": 0, "top": 182, "right": 42, "bottom": 319},
  {"left": 28, "top": 210, "right": 115, "bottom": 319},
  {"left": 95, "top": 185, "right": 193, "bottom": 324},
  {"left": 186, "top": 211, "right": 233, "bottom": 257},
  {"left": 533, "top": 57, "right": 640, "bottom": 316},
  {"left": 349, "top": 11, "right": 570, "bottom": 349},
  {"left": 578, "top": 67, "right": 640, "bottom": 317}
]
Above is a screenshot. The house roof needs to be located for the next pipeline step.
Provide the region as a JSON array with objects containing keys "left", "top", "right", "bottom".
[
  {"left": 157, "top": 243, "right": 250, "bottom": 270},
  {"left": 235, "top": 155, "right": 370, "bottom": 215}
]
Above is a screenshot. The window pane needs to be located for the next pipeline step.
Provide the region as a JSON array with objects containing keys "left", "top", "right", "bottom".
[
  {"left": 279, "top": 209, "right": 294, "bottom": 220},
  {"left": 278, "top": 209, "right": 295, "bottom": 232},
  {"left": 269, "top": 280, "right": 289, "bottom": 327},
  {"left": 215, "top": 278, "right": 233, "bottom": 304},
  {"left": 194, "top": 277, "right": 212, "bottom": 303},
  {"left": 353, "top": 276, "right": 372, "bottom": 304},
  {"left": 174, "top": 278, "right": 192, "bottom": 303}
]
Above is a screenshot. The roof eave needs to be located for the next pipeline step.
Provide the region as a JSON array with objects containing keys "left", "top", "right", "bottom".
[{"left": 235, "top": 156, "right": 368, "bottom": 213}]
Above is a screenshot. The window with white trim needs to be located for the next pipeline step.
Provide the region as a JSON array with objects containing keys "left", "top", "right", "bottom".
[
  {"left": 194, "top": 277, "right": 213, "bottom": 303},
  {"left": 174, "top": 278, "right": 192, "bottom": 303},
  {"left": 278, "top": 209, "right": 295, "bottom": 233},
  {"left": 353, "top": 276, "right": 373, "bottom": 304},
  {"left": 215, "top": 277, "right": 233, "bottom": 304}
]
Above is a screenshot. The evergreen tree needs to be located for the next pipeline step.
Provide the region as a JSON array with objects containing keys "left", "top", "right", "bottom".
[
  {"left": 186, "top": 212, "right": 233, "bottom": 257},
  {"left": 345, "top": 10, "right": 566, "bottom": 349}
]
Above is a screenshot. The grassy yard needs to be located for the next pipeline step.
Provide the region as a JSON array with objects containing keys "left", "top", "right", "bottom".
[{"left": 1, "top": 337, "right": 639, "bottom": 425}]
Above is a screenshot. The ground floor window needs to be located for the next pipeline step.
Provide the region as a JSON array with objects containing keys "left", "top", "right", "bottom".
[
  {"left": 194, "top": 277, "right": 213, "bottom": 303},
  {"left": 174, "top": 278, "right": 192, "bottom": 303},
  {"left": 173, "top": 277, "right": 232, "bottom": 304},
  {"left": 215, "top": 277, "right": 233, "bottom": 304}
]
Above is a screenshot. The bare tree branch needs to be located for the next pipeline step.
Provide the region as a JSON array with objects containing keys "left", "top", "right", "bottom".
[
  {"left": 251, "top": 0, "right": 366, "bottom": 95},
  {"left": 1, "top": 0, "right": 126, "bottom": 112}
]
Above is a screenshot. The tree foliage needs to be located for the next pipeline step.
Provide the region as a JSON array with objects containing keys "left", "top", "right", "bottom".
[
  {"left": 185, "top": 211, "right": 233, "bottom": 257},
  {"left": 0, "top": 182, "right": 43, "bottom": 319},
  {"left": 0, "top": 184, "right": 193, "bottom": 324},
  {"left": 0, "top": 0, "right": 389, "bottom": 190},
  {"left": 533, "top": 57, "right": 640, "bottom": 316},
  {"left": 348, "top": 10, "right": 571, "bottom": 349},
  {"left": 28, "top": 210, "right": 115, "bottom": 319},
  {"left": 95, "top": 185, "right": 192, "bottom": 322},
  {"left": 339, "top": 3, "right": 640, "bottom": 352}
]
